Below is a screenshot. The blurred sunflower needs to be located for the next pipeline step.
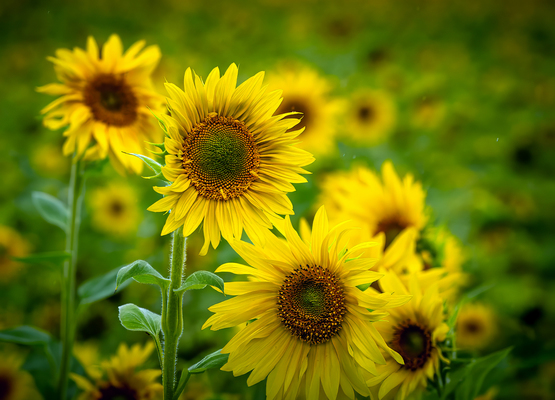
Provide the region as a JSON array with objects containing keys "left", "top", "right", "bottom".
[
  {"left": 37, "top": 34, "right": 163, "bottom": 174},
  {"left": 71, "top": 342, "right": 162, "bottom": 400},
  {"left": 367, "top": 271, "right": 449, "bottom": 400},
  {"left": 148, "top": 64, "right": 314, "bottom": 254},
  {"left": 267, "top": 64, "right": 342, "bottom": 156},
  {"left": 319, "top": 161, "right": 428, "bottom": 249},
  {"left": 0, "top": 226, "right": 30, "bottom": 282},
  {"left": 89, "top": 182, "right": 140, "bottom": 237},
  {"left": 456, "top": 303, "right": 497, "bottom": 351},
  {"left": 0, "top": 352, "right": 42, "bottom": 400},
  {"left": 203, "top": 207, "right": 411, "bottom": 400},
  {"left": 343, "top": 90, "right": 396, "bottom": 146}
]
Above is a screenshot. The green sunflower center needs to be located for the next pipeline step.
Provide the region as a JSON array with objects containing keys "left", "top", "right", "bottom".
[
  {"left": 84, "top": 73, "right": 138, "bottom": 127},
  {"left": 391, "top": 320, "right": 433, "bottom": 371},
  {"left": 278, "top": 265, "right": 346, "bottom": 345},
  {"left": 183, "top": 115, "right": 260, "bottom": 201}
]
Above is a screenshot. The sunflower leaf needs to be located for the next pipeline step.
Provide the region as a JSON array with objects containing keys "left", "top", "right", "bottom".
[
  {"left": 32, "top": 191, "right": 68, "bottom": 232},
  {"left": 116, "top": 260, "right": 170, "bottom": 291},
  {"left": 12, "top": 251, "right": 71, "bottom": 267},
  {"left": 174, "top": 271, "right": 225, "bottom": 294},
  {"left": 122, "top": 152, "right": 165, "bottom": 180},
  {"left": 0, "top": 325, "right": 51, "bottom": 345},
  {"left": 78, "top": 267, "right": 131, "bottom": 306},
  {"left": 173, "top": 370, "right": 191, "bottom": 400},
  {"left": 188, "top": 349, "right": 229, "bottom": 374},
  {"left": 118, "top": 304, "right": 161, "bottom": 337}
]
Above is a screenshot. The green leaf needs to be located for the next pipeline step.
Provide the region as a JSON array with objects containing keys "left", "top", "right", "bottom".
[
  {"left": 116, "top": 260, "right": 170, "bottom": 291},
  {"left": 173, "top": 370, "right": 191, "bottom": 400},
  {"left": 442, "top": 347, "right": 511, "bottom": 400},
  {"left": 32, "top": 191, "right": 68, "bottom": 232},
  {"left": 122, "top": 152, "right": 163, "bottom": 179},
  {"left": 78, "top": 267, "right": 131, "bottom": 306},
  {"left": 118, "top": 304, "right": 161, "bottom": 337},
  {"left": 12, "top": 251, "right": 70, "bottom": 266},
  {"left": 174, "top": 271, "right": 224, "bottom": 294},
  {"left": 0, "top": 325, "right": 51, "bottom": 345},
  {"left": 188, "top": 349, "right": 229, "bottom": 374}
]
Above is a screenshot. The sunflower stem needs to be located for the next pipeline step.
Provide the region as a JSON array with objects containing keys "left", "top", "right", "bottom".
[
  {"left": 162, "top": 226, "right": 186, "bottom": 400},
  {"left": 58, "top": 158, "right": 85, "bottom": 400}
]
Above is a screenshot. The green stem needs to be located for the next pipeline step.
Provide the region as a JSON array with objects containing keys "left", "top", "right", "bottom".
[
  {"left": 162, "top": 226, "right": 186, "bottom": 400},
  {"left": 58, "top": 159, "right": 85, "bottom": 400}
]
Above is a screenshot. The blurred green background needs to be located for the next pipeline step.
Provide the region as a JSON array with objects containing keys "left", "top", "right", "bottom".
[{"left": 1, "top": 0, "right": 554, "bottom": 398}]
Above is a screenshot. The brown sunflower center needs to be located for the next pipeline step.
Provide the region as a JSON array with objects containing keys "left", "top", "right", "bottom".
[
  {"left": 98, "top": 383, "right": 138, "bottom": 400},
  {"left": 358, "top": 104, "right": 375, "bottom": 123},
  {"left": 277, "top": 265, "right": 346, "bottom": 345},
  {"left": 84, "top": 73, "right": 138, "bottom": 127},
  {"left": 391, "top": 320, "right": 433, "bottom": 371},
  {"left": 0, "top": 374, "right": 13, "bottom": 399},
  {"left": 462, "top": 318, "right": 483, "bottom": 335},
  {"left": 376, "top": 219, "right": 407, "bottom": 248},
  {"left": 183, "top": 115, "right": 260, "bottom": 201},
  {"left": 278, "top": 98, "right": 310, "bottom": 132},
  {"left": 110, "top": 200, "right": 124, "bottom": 216}
]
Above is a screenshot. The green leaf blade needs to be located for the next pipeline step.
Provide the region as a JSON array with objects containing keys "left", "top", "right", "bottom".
[
  {"left": 174, "top": 271, "right": 224, "bottom": 294},
  {"left": 32, "top": 191, "right": 68, "bottom": 232},
  {"left": 78, "top": 267, "right": 131, "bottom": 306},
  {"left": 118, "top": 304, "right": 161, "bottom": 337},
  {"left": 122, "top": 152, "right": 164, "bottom": 179},
  {"left": 188, "top": 349, "right": 229, "bottom": 374},
  {"left": 13, "top": 251, "right": 71, "bottom": 266},
  {"left": 0, "top": 325, "right": 51, "bottom": 346},
  {"left": 116, "top": 260, "right": 170, "bottom": 291}
]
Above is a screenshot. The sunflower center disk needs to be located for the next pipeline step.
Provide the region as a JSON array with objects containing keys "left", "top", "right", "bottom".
[
  {"left": 278, "top": 97, "right": 309, "bottom": 131},
  {"left": 278, "top": 265, "right": 346, "bottom": 345},
  {"left": 84, "top": 73, "right": 138, "bottom": 127},
  {"left": 184, "top": 115, "right": 260, "bottom": 201},
  {"left": 391, "top": 320, "right": 433, "bottom": 371},
  {"left": 376, "top": 219, "right": 406, "bottom": 248}
]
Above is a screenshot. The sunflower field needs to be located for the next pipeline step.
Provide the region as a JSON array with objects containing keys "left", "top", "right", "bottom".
[{"left": 1, "top": 0, "right": 554, "bottom": 399}]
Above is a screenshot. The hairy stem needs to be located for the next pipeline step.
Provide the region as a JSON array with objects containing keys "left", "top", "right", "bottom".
[{"left": 162, "top": 226, "right": 186, "bottom": 400}]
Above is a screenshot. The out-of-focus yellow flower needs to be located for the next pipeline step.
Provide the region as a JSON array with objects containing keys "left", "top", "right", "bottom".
[
  {"left": 148, "top": 64, "right": 314, "bottom": 255},
  {"left": 343, "top": 89, "right": 396, "bottom": 146},
  {"left": 0, "top": 226, "right": 30, "bottom": 282},
  {"left": 204, "top": 207, "right": 411, "bottom": 400},
  {"left": 319, "top": 161, "right": 428, "bottom": 249},
  {"left": 367, "top": 272, "right": 449, "bottom": 400},
  {"left": 267, "top": 64, "right": 342, "bottom": 157},
  {"left": 37, "top": 34, "right": 163, "bottom": 174},
  {"left": 89, "top": 182, "right": 140, "bottom": 237},
  {"left": 71, "top": 342, "right": 162, "bottom": 400},
  {"left": 456, "top": 303, "right": 497, "bottom": 351},
  {"left": 0, "top": 352, "right": 42, "bottom": 400}
]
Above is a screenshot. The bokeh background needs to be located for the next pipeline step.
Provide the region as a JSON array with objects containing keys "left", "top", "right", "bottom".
[{"left": 1, "top": 0, "right": 555, "bottom": 398}]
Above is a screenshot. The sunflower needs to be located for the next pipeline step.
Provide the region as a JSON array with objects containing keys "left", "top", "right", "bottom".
[
  {"left": 456, "top": 303, "right": 497, "bottom": 351},
  {"left": 89, "top": 182, "right": 141, "bottom": 237},
  {"left": 147, "top": 64, "right": 314, "bottom": 255},
  {"left": 319, "top": 161, "right": 428, "bottom": 249},
  {"left": 343, "top": 89, "right": 396, "bottom": 146},
  {"left": 367, "top": 271, "right": 449, "bottom": 400},
  {"left": 266, "top": 64, "right": 343, "bottom": 156},
  {"left": 37, "top": 34, "right": 163, "bottom": 174},
  {"left": 0, "top": 352, "right": 42, "bottom": 400},
  {"left": 71, "top": 342, "right": 162, "bottom": 400},
  {"left": 203, "top": 207, "right": 412, "bottom": 400},
  {"left": 0, "top": 226, "right": 30, "bottom": 282}
]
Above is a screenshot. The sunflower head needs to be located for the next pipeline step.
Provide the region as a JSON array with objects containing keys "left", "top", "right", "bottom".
[
  {"left": 266, "top": 64, "right": 343, "bottom": 156},
  {"left": 203, "top": 206, "right": 412, "bottom": 400},
  {"left": 0, "top": 226, "right": 30, "bottom": 282},
  {"left": 148, "top": 64, "right": 314, "bottom": 255},
  {"left": 456, "top": 303, "right": 497, "bottom": 351},
  {"left": 0, "top": 353, "right": 41, "bottom": 400},
  {"left": 71, "top": 342, "right": 162, "bottom": 400},
  {"left": 89, "top": 182, "right": 140, "bottom": 237},
  {"left": 37, "top": 34, "right": 163, "bottom": 174},
  {"left": 367, "top": 271, "right": 449, "bottom": 400}
]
